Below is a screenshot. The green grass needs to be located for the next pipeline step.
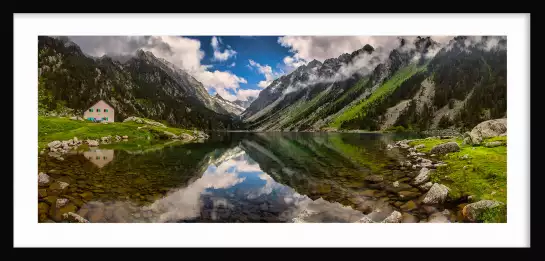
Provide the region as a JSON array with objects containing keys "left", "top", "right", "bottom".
[
  {"left": 38, "top": 116, "right": 195, "bottom": 151},
  {"left": 408, "top": 137, "right": 460, "bottom": 153},
  {"left": 484, "top": 136, "right": 507, "bottom": 143},
  {"left": 329, "top": 64, "right": 425, "bottom": 128},
  {"left": 409, "top": 137, "right": 507, "bottom": 203},
  {"left": 477, "top": 204, "right": 507, "bottom": 223}
]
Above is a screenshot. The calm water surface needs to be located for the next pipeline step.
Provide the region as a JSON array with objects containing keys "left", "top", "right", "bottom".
[{"left": 38, "top": 131, "right": 446, "bottom": 223}]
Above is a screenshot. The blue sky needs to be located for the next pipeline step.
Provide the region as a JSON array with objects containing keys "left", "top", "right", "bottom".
[{"left": 185, "top": 36, "right": 292, "bottom": 99}]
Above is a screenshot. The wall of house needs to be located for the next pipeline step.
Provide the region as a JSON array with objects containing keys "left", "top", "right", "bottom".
[
  {"left": 83, "top": 149, "right": 115, "bottom": 168},
  {"left": 83, "top": 100, "right": 115, "bottom": 122}
]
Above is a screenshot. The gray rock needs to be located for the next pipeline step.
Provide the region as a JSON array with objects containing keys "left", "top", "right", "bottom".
[
  {"left": 356, "top": 216, "right": 374, "bottom": 223},
  {"left": 466, "top": 118, "right": 507, "bottom": 145},
  {"left": 180, "top": 133, "right": 194, "bottom": 140},
  {"left": 122, "top": 135, "right": 128, "bottom": 139},
  {"left": 381, "top": 211, "right": 402, "bottom": 223},
  {"left": 393, "top": 181, "right": 400, "bottom": 188},
  {"left": 428, "top": 212, "right": 450, "bottom": 223},
  {"left": 365, "top": 175, "right": 384, "bottom": 183},
  {"left": 56, "top": 198, "right": 69, "bottom": 208},
  {"left": 422, "top": 183, "right": 450, "bottom": 204},
  {"left": 63, "top": 212, "right": 90, "bottom": 223},
  {"left": 462, "top": 200, "right": 505, "bottom": 222},
  {"left": 412, "top": 167, "right": 431, "bottom": 186},
  {"left": 419, "top": 182, "right": 433, "bottom": 191},
  {"left": 484, "top": 141, "right": 503, "bottom": 147},
  {"left": 87, "top": 140, "right": 99, "bottom": 146},
  {"left": 101, "top": 136, "right": 110, "bottom": 142},
  {"left": 414, "top": 144, "right": 425, "bottom": 149},
  {"left": 163, "top": 131, "right": 179, "bottom": 139},
  {"left": 401, "top": 213, "right": 419, "bottom": 223},
  {"left": 460, "top": 154, "right": 469, "bottom": 160},
  {"left": 38, "top": 172, "right": 51, "bottom": 186},
  {"left": 420, "top": 158, "right": 434, "bottom": 168},
  {"left": 58, "top": 181, "right": 69, "bottom": 190},
  {"left": 47, "top": 140, "right": 62, "bottom": 149},
  {"left": 430, "top": 142, "right": 460, "bottom": 155}
]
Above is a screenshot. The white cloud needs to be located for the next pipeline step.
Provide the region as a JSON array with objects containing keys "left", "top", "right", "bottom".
[
  {"left": 211, "top": 36, "right": 237, "bottom": 61},
  {"left": 67, "top": 36, "right": 249, "bottom": 102},
  {"left": 229, "top": 62, "right": 236, "bottom": 67},
  {"left": 248, "top": 59, "right": 281, "bottom": 88},
  {"left": 236, "top": 89, "right": 261, "bottom": 101}
]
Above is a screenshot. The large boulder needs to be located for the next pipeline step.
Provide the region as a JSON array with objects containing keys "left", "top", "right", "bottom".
[
  {"left": 465, "top": 118, "right": 507, "bottom": 145},
  {"left": 462, "top": 200, "right": 506, "bottom": 222},
  {"left": 422, "top": 183, "right": 450, "bottom": 204},
  {"left": 430, "top": 142, "right": 460, "bottom": 155}
]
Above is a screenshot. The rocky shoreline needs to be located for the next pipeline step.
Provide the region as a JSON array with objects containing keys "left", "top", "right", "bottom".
[{"left": 353, "top": 118, "right": 507, "bottom": 223}]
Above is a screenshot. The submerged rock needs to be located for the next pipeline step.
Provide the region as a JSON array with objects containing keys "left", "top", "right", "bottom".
[
  {"left": 56, "top": 198, "right": 69, "bottom": 208},
  {"left": 428, "top": 212, "right": 450, "bottom": 223},
  {"left": 400, "top": 200, "right": 417, "bottom": 211},
  {"left": 364, "top": 175, "right": 384, "bottom": 183},
  {"left": 381, "top": 211, "right": 402, "bottom": 223},
  {"left": 63, "top": 212, "right": 90, "bottom": 223},
  {"left": 430, "top": 142, "right": 460, "bottom": 155},
  {"left": 38, "top": 172, "right": 51, "bottom": 186},
  {"left": 401, "top": 212, "right": 419, "bottom": 223},
  {"left": 356, "top": 216, "right": 374, "bottom": 223}
]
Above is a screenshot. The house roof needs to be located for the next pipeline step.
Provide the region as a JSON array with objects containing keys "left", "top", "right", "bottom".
[{"left": 86, "top": 99, "right": 115, "bottom": 110}]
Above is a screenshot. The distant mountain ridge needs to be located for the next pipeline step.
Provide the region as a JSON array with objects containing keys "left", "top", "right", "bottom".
[
  {"left": 38, "top": 36, "right": 241, "bottom": 129},
  {"left": 240, "top": 36, "right": 506, "bottom": 132}
]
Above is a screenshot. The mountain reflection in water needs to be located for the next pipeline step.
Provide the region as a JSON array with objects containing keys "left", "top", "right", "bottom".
[{"left": 39, "top": 131, "right": 426, "bottom": 223}]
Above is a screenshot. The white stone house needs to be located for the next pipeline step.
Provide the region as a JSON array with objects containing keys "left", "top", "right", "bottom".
[{"left": 83, "top": 100, "right": 115, "bottom": 122}]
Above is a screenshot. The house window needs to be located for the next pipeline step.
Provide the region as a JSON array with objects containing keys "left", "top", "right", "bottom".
[
  {"left": 105, "top": 109, "right": 109, "bottom": 112},
  {"left": 103, "top": 156, "right": 107, "bottom": 160},
  {"left": 97, "top": 109, "right": 101, "bottom": 112},
  {"left": 89, "top": 108, "right": 93, "bottom": 112},
  {"left": 96, "top": 156, "right": 100, "bottom": 160},
  {"left": 102, "top": 117, "right": 106, "bottom": 121},
  {"left": 106, "top": 117, "right": 108, "bottom": 121}
]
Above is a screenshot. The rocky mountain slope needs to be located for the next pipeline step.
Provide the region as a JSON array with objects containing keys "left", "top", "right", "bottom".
[
  {"left": 212, "top": 94, "right": 245, "bottom": 116},
  {"left": 38, "top": 36, "right": 240, "bottom": 130},
  {"left": 241, "top": 36, "right": 507, "bottom": 132}
]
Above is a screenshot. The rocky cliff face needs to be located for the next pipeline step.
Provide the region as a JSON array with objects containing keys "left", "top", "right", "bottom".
[
  {"left": 212, "top": 94, "right": 245, "bottom": 116},
  {"left": 38, "top": 36, "right": 241, "bottom": 130},
  {"left": 240, "top": 36, "right": 506, "bottom": 132}
]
